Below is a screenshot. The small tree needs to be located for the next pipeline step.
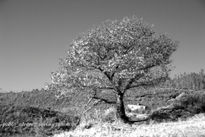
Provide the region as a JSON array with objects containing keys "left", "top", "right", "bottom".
[{"left": 50, "top": 17, "right": 178, "bottom": 123}]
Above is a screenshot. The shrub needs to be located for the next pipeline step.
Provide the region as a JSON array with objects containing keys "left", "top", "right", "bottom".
[
  {"left": 150, "top": 91, "right": 205, "bottom": 122},
  {"left": 176, "top": 91, "right": 205, "bottom": 113},
  {"left": 0, "top": 105, "right": 80, "bottom": 136}
]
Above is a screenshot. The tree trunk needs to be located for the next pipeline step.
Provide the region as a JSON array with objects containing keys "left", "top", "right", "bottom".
[{"left": 116, "top": 93, "right": 130, "bottom": 123}]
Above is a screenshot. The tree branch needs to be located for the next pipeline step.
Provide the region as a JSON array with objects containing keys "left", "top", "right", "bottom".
[
  {"left": 127, "top": 75, "right": 168, "bottom": 90},
  {"left": 92, "top": 96, "right": 116, "bottom": 104},
  {"left": 82, "top": 99, "right": 101, "bottom": 116},
  {"left": 125, "top": 73, "right": 145, "bottom": 90},
  {"left": 76, "top": 82, "right": 114, "bottom": 90},
  {"left": 94, "top": 66, "right": 119, "bottom": 93},
  {"left": 138, "top": 64, "right": 157, "bottom": 72},
  {"left": 99, "top": 68, "right": 114, "bottom": 82},
  {"left": 91, "top": 88, "right": 116, "bottom": 104}
]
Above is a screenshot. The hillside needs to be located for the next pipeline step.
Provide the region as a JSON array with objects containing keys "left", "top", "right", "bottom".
[
  {"left": 0, "top": 104, "right": 80, "bottom": 137},
  {"left": 0, "top": 87, "right": 201, "bottom": 114},
  {"left": 1, "top": 88, "right": 205, "bottom": 137},
  {"left": 0, "top": 89, "right": 71, "bottom": 111}
]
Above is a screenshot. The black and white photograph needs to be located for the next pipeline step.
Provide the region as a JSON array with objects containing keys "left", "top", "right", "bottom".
[{"left": 0, "top": 0, "right": 205, "bottom": 137}]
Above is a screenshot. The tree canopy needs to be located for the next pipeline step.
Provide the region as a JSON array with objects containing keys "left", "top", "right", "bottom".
[
  {"left": 49, "top": 16, "right": 178, "bottom": 122},
  {"left": 50, "top": 17, "right": 177, "bottom": 94}
]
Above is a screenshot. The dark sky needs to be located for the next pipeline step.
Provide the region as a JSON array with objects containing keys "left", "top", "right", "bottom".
[{"left": 0, "top": 0, "right": 205, "bottom": 91}]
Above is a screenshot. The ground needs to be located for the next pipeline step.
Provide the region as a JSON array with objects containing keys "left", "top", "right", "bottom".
[{"left": 53, "top": 114, "right": 205, "bottom": 137}]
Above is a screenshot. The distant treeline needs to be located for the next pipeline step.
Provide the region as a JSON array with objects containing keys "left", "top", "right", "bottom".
[{"left": 161, "top": 69, "right": 205, "bottom": 90}]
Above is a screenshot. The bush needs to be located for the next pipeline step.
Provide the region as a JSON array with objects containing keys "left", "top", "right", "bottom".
[
  {"left": 150, "top": 106, "right": 193, "bottom": 122},
  {"left": 150, "top": 91, "right": 205, "bottom": 122},
  {"left": 0, "top": 105, "right": 80, "bottom": 136},
  {"left": 176, "top": 91, "right": 205, "bottom": 113}
]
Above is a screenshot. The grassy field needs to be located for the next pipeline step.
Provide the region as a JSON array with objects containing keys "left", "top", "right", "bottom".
[{"left": 53, "top": 114, "right": 205, "bottom": 137}]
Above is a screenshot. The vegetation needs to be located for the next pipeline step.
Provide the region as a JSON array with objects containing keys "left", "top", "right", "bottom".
[
  {"left": 0, "top": 104, "right": 80, "bottom": 137},
  {"left": 53, "top": 114, "right": 205, "bottom": 137},
  {"left": 162, "top": 69, "right": 205, "bottom": 90},
  {"left": 0, "top": 89, "right": 71, "bottom": 111},
  {"left": 49, "top": 16, "right": 178, "bottom": 123}
]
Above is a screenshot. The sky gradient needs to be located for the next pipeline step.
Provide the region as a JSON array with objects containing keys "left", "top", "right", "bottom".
[{"left": 0, "top": 0, "right": 205, "bottom": 92}]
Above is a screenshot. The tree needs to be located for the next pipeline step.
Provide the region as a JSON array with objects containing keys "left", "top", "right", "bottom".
[{"left": 50, "top": 16, "right": 178, "bottom": 123}]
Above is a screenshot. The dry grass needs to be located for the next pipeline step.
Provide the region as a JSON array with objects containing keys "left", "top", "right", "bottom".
[{"left": 53, "top": 114, "right": 205, "bottom": 137}]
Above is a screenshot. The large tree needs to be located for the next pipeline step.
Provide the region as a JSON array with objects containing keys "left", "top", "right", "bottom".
[{"left": 50, "top": 17, "right": 178, "bottom": 123}]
